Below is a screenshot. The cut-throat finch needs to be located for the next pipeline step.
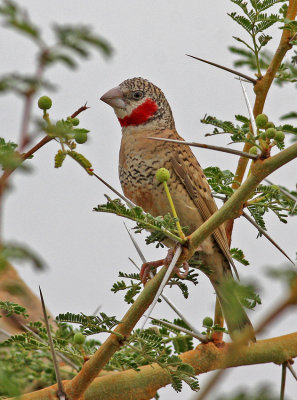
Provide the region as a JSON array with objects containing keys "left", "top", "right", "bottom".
[{"left": 101, "top": 77, "right": 255, "bottom": 341}]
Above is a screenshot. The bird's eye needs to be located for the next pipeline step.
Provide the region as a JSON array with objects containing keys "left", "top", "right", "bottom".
[{"left": 132, "top": 91, "right": 144, "bottom": 100}]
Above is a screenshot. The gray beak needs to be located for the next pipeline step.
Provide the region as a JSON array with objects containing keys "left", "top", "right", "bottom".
[{"left": 100, "top": 86, "right": 126, "bottom": 109}]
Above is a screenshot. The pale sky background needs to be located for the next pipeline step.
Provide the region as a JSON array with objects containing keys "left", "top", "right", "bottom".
[{"left": 1, "top": 1, "right": 297, "bottom": 399}]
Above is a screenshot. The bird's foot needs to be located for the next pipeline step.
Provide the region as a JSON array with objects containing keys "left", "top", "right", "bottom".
[{"left": 140, "top": 248, "right": 190, "bottom": 284}]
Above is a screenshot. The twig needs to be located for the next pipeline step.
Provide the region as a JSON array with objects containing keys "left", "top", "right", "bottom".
[
  {"left": 71, "top": 102, "right": 90, "bottom": 119},
  {"left": 195, "top": 369, "right": 227, "bottom": 400},
  {"left": 286, "top": 361, "right": 297, "bottom": 381},
  {"left": 19, "top": 51, "right": 47, "bottom": 151},
  {"left": 92, "top": 172, "right": 135, "bottom": 208},
  {"left": 147, "top": 316, "right": 208, "bottom": 342},
  {"left": 147, "top": 137, "right": 258, "bottom": 160},
  {"left": 39, "top": 287, "right": 66, "bottom": 399},
  {"left": 280, "top": 362, "right": 287, "bottom": 400},
  {"left": 242, "top": 211, "right": 295, "bottom": 265},
  {"left": 0, "top": 103, "right": 90, "bottom": 197},
  {"left": 140, "top": 245, "right": 182, "bottom": 329},
  {"left": 186, "top": 54, "right": 257, "bottom": 84},
  {"left": 255, "top": 301, "right": 290, "bottom": 337},
  {"left": 0, "top": 135, "right": 52, "bottom": 196}
]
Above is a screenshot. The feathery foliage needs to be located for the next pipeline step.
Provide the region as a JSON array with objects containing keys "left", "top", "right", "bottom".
[
  {"left": 228, "top": 0, "right": 286, "bottom": 75},
  {"left": 106, "top": 328, "right": 199, "bottom": 392},
  {"left": 0, "top": 242, "right": 46, "bottom": 271},
  {"left": 56, "top": 312, "right": 120, "bottom": 336},
  {"left": 94, "top": 195, "right": 185, "bottom": 245}
]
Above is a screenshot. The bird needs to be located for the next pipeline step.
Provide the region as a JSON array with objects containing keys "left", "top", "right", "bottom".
[{"left": 100, "top": 77, "right": 255, "bottom": 341}]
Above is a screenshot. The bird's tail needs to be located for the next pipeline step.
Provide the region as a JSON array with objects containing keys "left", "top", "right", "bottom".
[
  {"left": 211, "top": 276, "right": 256, "bottom": 342},
  {"left": 195, "top": 249, "right": 256, "bottom": 342}
]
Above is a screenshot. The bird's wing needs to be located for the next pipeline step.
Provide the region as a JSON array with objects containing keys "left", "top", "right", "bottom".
[{"left": 171, "top": 146, "right": 239, "bottom": 279}]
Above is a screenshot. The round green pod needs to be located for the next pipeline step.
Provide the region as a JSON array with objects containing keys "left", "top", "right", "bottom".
[{"left": 38, "top": 96, "right": 52, "bottom": 110}]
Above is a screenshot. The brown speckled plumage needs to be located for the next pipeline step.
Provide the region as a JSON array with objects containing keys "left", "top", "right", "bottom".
[{"left": 102, "top": 77, "right": 255, "bottom": 340}]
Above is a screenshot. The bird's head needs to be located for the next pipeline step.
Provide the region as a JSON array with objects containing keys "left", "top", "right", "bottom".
[{"left": 100, "top": 77, "right": 175, "bottom": 130}]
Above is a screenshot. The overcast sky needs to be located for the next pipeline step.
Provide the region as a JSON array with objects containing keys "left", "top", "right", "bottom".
[{"left": 1, "top": 1, "right": 297, "bottom": 398}]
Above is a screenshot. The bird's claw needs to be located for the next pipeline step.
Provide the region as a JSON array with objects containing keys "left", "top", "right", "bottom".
[{"left": 139, "top": 248, "right": 189, "bottom": 284}]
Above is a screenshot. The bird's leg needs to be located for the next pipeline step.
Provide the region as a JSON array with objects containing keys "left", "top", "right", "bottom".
[
  {"left": 140, "top": 248, "right": 190, "bottom": 283},
  {"left": 174, "top": 261, "right": 189, "bottom": 279},
  {"left": 140, "top": 248, "right": 174, "bottom": 284}
]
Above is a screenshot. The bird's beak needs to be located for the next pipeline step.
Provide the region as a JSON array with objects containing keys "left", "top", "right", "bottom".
[{"left": 100, "top": 86, "right": 126, "bottom": 109}]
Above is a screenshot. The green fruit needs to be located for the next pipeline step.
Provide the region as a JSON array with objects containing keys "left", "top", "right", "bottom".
[
  {"left": 73, "top": 332, "right": 85, "bottom": 345},
  {"left": 260, "top": 131, "right": 267, "bottom": 140},
  {"left": 249, "top": 146, "right": 258, "bottom": 155},
  {"left": 56, "top": 120, "right": 65, "bottom": 130},
  {"left": 266, "top": 127, "right": 277, "bottom": 139},
  {"left": 274, "top": 131, "right": 285, "bottom": 142},
  {"left": 265, "top": 121, "right": 275, "bottom": 129},
  {"left": 255, "top": 114, "right": 268, "bottom": 128},
  {"left": 72, "top": 118, "right": 80, "bottom": 126},
  {"left": 156, "top": 167, "right": 170, "bottom": 183},
  {"left": 75, "top": 131, "right": 88, "bottom": 144},
  {"left": 203, "top": 317, "right": 213, "bottom": 327},
  {"left": 38, "top": 96, "right": 52, "bottom": 110}
]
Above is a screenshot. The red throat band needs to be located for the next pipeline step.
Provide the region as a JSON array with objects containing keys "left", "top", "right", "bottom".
[{"left": 118, "top": 98, "right": 158, "bottom": 127}]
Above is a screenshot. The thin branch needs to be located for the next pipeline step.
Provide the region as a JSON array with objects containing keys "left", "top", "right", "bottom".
[
  {"left": 147, "top": 137, "right": 258, "bottom": 160},
  {"left": 0, "top": 103, "right": 90, "bottom": 197},
  {"left": 233, "top": 1, "right": 297, "bottom": 188},
  {"left": 140, "top": 245, "right": 182, "bottom": 329},
  {"left": 242, "top": 211, "right": 295, "bottom": 265},
  {"left": 0, "top": 135, "right": 52, "bottom": 196},
  {"left": 19, "top": 50, "right": 47, "bottom": 152},
  {"left": 186, "top": 54, "right": 257, "bottom": 84},
  {"left": 286, "top": 361, "right": 297, "bottom": 381},
  {"left": 195, "top": 369, "right": 227, "bottom": 400},
  {"left": 92, "top": 172, "right": 135, "bottom": 208},
  {"left": 147, "top": 316, "right": 208, "bottom": 342},
  {"left": 39, "top": 287, "right": 66, "bottom": 399},
  {"left": 255, "top": 302, "right": 290, "bottom": 337},
  {"left": 280, "top": 362, "right": 287, "bottom": 400},
  {"left": 71, "top": 102, "right": 90, "bottom": 119}
]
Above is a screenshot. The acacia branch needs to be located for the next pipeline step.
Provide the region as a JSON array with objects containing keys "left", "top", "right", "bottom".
[
  {"left": 225, "top": 0, "right": 297, "bottom": 242},
  {"left": 14, "top": 332, "right": 297, "bottom": 400},
  {"left": 233, "top": 0, "right": 297, "bottom": 187},
  {"left": 187, "top": 142, "right": 297, "bottom": 257},
  {"left": 12, "top": 142, "right": 297, "bottom": 400}
]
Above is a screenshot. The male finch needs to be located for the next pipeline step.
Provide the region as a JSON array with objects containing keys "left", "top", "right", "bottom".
[{"left": 101, "top": 77, "right": 255, "bottom": 341}]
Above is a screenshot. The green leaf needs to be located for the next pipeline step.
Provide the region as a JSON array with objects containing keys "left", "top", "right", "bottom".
[
  {"left": 280, "top": 111, "right": 297, "bottom": 120},
  {"left": 0, "top": 242, "right": 46, "bottom": 271},
  {"left": 0, "top": 0, "right": 40, "bottom": 40},
  {"left": 56, "top": 312, "right": 119, "bottom": 335},
  {"left": 53, "top": 24, "right": 112, "bottom": 58},
  {"left": 94, "top": 196, "right": 183, "bottom": 245},
  {"left": 0, "top": 301, "right": 28, "bottom": 318},
  {"left": 231, "top": 248, "right": 250, "bottom": 266}
]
